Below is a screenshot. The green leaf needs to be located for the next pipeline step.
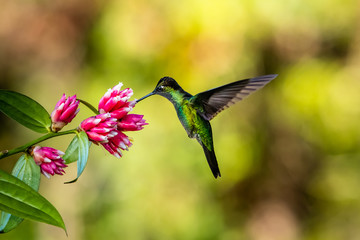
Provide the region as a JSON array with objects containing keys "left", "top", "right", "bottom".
[
  {"left": 77, "top": 131, "right": 90, "bottom": 178},
  {"left": 63, "top": 135, "right": 81, "bottom": 164},
  {"left": 64, "top": 131, "right": 90, "bottom": 183},
  {"left": 63, "top": 132, "right": 91, "bottom": 165},
  {"left": 0, "top": 154, "right": 41, "bottom": 233},
  {"left": 0, "top": 90, "right": 51, "bottom": 133},
  {"left": 11, "top": 154, "right": 41, "bottom": 190},
  {"left": 0, "top": 169, "right": 66, "bottom": 232}
]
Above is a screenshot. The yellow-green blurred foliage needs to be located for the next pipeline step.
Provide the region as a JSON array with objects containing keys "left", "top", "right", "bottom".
[{"left": 1, "top": 0, "right": 360, "bottom": 239}]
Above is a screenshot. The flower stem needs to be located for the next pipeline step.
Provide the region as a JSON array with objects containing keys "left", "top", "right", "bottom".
[
  {"left": 78, "top": 99, "right": 99, "bottom": 115},
  {"left": 0, "top": 129, "right": 78, "bottom": 160}
]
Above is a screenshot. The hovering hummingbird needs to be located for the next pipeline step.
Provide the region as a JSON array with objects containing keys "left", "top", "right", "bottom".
[{"left": 136, "top": 74, "right": 277, "bottom": 178}]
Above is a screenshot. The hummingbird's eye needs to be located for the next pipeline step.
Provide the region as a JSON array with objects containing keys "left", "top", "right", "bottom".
[{"left": 158, "top": 85, "right": 164, "bottom": 90}]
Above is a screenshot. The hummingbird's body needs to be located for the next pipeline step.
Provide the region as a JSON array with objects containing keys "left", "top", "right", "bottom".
[
  {"left": 160, "top": 87, "right": 219, "bottom": 177},
  {"left": 137, "top": 74, "right": 277, "bottom": 178}
]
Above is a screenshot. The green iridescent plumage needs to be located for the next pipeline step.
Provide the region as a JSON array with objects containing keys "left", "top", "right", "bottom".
[{"left": 137, "top": 74, "right": 277, "bottom": 178}]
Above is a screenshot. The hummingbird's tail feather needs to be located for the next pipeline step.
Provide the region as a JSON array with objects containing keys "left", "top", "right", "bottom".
[{"left": 199, "top": 141, "right": 221, "bottom": 178}]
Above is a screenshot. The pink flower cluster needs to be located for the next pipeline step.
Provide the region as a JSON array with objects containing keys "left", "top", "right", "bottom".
[
  {"left": 80, "top": 83, "right": 147, "bottom": 158},
  {"left": 31, "top": 146, "right": 67, "bottom": 178},
  {"left": 32, "top": 83, "right": 146, "bottom": 178}
]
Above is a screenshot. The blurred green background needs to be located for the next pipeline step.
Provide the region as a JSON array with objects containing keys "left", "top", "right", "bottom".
[{"left": 1, "top": 0, "right": 360, "bottom": 239}]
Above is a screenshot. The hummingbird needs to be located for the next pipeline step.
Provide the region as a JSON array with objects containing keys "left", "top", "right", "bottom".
[{"left": 136, "top": 74, "right": 277, "bottom": 178}]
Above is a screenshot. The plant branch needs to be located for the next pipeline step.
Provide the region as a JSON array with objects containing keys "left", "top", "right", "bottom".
[
  {"left": 78, "top": 99, "right": 99, "bottom": 115},
  {"left": 0, "top": 129, "right": 78, "bottom": 160}
]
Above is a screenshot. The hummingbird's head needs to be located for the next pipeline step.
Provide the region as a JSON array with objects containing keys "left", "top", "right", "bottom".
[
  {"left": 136, "top": 77, "right": 182, "bottom": 102},
  {"left": 154, "top": 77, "right": 182, "bottom": 93}
]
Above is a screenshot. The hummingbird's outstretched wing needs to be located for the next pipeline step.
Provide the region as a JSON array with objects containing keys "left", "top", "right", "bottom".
[{"left": 191, "top": 74, "right": 277, "bottom": 121}]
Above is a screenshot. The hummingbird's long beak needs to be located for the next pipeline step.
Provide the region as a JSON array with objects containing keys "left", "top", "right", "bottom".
[{"left": 136, "top": 92, "right": 155, "bottom": 103}]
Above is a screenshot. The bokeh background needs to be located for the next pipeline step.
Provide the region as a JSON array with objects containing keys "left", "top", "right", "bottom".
[{"left": 1, "top": 0, "right": 360, "bottom": 239}]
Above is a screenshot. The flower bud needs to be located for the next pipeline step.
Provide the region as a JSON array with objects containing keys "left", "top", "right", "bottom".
[
  {"left": 31, "top": 146, "right": 67, "bottom": 178},
  {"left": 117, "top": 114, "right": 148, "bottom": 131},
  {"left": 51, "top": 94, "right": 80, "bottom": 132},
  {"left": 98, "top": 83, "right": 134, "bottom": 117},
  {"left": 80, "top": 113, "right": 118, "bottom": 143},
  {"left": 101, "top": 130, "right": 132, "bottom": 158}
]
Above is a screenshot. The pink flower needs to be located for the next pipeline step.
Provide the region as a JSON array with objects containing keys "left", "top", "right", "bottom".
[
  {"left": 118, "top": 114, "right": 148, "bottom": 131},
  {"left": 101, "top": 130, "right": 133, "bottom": 158},
  {"left": 31, "top": 146, "right": 67, "bottom": 178},
  {"left": 107, "top": 101, "right": 135, "bottom": 119},
  {"left": 51, "top": 94, "right": 80, "bottom": 132},
  {"left": 80, "top": 113, "right": 118, "bottom": 143},
  {"left": 98, "top": 83, "right": 135, "bottom": 119},
  {"left": 79, "top": 83, "right": 147, "bottom": 158}
]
